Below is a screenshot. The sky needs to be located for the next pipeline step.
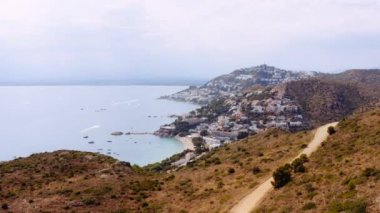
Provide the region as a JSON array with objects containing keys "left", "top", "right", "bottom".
[{"left": 0, "top": 0, "right": 380, "bottom": 84}]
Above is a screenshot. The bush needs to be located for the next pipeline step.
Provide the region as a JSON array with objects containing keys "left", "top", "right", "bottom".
[
  {"left": 82, "top": 198, "right": 100, "bottom": 206},
  {"left": 111, "top": 210, "right": 128, "bottom": 213},
  {"left": 305, "top": 183, "right": 315, "bottom": 193},
  {"left": 252, "top": 166, "right": 261, "bottom": 175},
  {"left": 291, "top": 158, "right": 306, "bottom": 173},
  {"left": 299, "top": 154, "right": 309, "bottom": 163},
  {"left": 362, "top": 167, "right": 379, "bottom": 177},
  {"left": 328, "top": 199, "right": 367, "bottom": 213},
  {"left": 228, "top": 168, "right": 235, "bottom": 174},
  {"left": 327, "top": 126, "right": 336, "bottom": 135},
  {"left": 272, "top": 164, "right": 292, "bottom": 188},
  {"left": 302, "top": 202, "right": 317, "bottom": 210},
  {"left": 1, "top": 203, "right": 9, "bottom": 210}
]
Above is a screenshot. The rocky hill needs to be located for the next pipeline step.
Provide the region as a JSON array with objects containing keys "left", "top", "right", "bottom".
[
  {"left": 281, "top": 79, "right": 365, "bottom": 126},
  {"left": 281, "top": 69, "right": 380, "bottom": 126},
  {"left": 320, "top": 69, "right": 380, "bottom": 99},
  {"left": 161, "top": 64, "right": 316, "bottom": 104}
]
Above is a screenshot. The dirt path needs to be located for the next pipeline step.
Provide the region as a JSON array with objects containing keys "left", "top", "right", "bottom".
[{"left": 229, "top": 122, "right": 339, "bottom": 213}]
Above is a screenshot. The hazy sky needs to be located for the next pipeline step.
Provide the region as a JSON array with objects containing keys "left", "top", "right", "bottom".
[{"left": 1, "top": 0, "right": 380, "bottom": 83}]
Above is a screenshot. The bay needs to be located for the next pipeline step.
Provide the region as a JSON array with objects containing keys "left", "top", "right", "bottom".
[{"left": 0, "top": 86, "right": 197, "bottom": 165}]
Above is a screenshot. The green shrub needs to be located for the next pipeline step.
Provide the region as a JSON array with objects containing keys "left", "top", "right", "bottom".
[
  {"left": 228, "top": 168, "right": 235, "bottom": 174},
  {"left": 291, "top": 158, "right": 306, "bottom": 173},
  {"left": 1, "top": 203, "right": 9, "bottom": 210},
  {"left": 299, "top": 154, "right": 309, "bottom": 163},
  {"left": 252, "top": 166, "right": 261, "bottom": 175},
  {"left": 305, "top": 183, "right": 315, "bottom": 193},
  {"left": 272, "top": 164, "right": 292, "bottom": 188},
  {"left": 111, "top": 210, "right": 128, "bottom": 213},
  {"left": 328, "top": 199, "right": 367, "bottom": 213},
  {"left": 82, "top": 197, "right": 100, "bottom": 205},
  {"left": 328, "top": 126, "right": 336, "bottom": 135},
  {"left": 362, "top": 167, "right": 379, "bottom": 177},
  {"left": 302, "top": 202, "right": 317, "bottom": 210}
]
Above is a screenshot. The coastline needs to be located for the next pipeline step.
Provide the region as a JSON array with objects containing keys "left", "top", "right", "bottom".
[{"left": 175, "top": 135, "right": 195, "bottom": 151}]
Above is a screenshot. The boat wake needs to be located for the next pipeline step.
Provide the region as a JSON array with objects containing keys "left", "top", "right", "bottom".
[{"left": 81, "top": 125, "right": 101, "bottom": 133}]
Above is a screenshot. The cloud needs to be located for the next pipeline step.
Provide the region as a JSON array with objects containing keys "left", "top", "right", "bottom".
[{"left": 0, "top": 0, "right": 379, "bottom": 82}]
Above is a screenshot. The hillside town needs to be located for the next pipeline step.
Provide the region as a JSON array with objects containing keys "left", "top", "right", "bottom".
[
  {"left": 155, "top": 87, "right": 308, "bottom": 166},
  {"left": 161, "top": 64, "right": 315, "bottom": 104}
]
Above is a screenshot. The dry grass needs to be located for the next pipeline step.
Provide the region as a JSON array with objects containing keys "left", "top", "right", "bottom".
[
  {"left": 0, "top": 151, "right": 160, "bottom": 212},
  {"left": 256, "top": 108, "right": 380, "bottom": 213},
  {"left": 149, "top": 129, "right": 314, "bottom": 213}
]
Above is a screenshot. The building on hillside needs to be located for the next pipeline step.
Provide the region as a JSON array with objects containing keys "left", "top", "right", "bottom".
[{"left": 203, "top": 137, "right": 222, "bottom": 150}]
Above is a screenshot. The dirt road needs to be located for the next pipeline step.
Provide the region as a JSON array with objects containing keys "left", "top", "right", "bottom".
[{"left": 229, "top": 122, "right": 339, "bottom": 213}]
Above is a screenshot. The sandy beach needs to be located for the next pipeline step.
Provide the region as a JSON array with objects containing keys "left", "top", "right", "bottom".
[{"left": 176, "top": 135, "right": 195, "bottom": 151}]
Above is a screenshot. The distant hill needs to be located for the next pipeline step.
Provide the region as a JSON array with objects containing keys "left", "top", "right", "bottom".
[
  {"left": 281, "top": 79, "right": 365, "bottom": 126},
  {"left": 281, "top": 69, "right": 380, "bottom": 126},
  {"left": 161, "top": 64, "right": 316, "bottom": 104},
  {"left": 320, "top": 69, "right": 380, "bottom": 100}
]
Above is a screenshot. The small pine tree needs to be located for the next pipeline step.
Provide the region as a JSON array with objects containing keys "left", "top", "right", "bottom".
[
  {"left": 272, "top": 164, "right": 292, "bottom": 188},
  {"left": 327, "top": 126, "right": 336, "bottom": 135}
]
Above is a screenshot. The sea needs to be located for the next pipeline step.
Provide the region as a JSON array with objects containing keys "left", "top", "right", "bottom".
[{"left": 0, "top": 86, "right": 198, "bottom": 166}]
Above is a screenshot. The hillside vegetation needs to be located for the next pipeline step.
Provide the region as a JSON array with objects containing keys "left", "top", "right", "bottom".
[
  {"left": 321, "top": 69, "right": 380, "bottom": 100},
  {"left": 282, "top": 70, "right": 380, "bottom": 126},
  {"left": 284, "top": 79, "right": 365, "bottom": 126},
  {"left": 0, "top": 128, "right": 315, "bottom": 212},
  {"left": 256, "top": 108, "right": 380, "bottom": 213}
]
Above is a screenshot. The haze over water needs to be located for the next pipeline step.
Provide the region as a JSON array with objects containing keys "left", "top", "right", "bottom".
[{"left": 0, "top": 86, "right": 198, "bottom": 165}]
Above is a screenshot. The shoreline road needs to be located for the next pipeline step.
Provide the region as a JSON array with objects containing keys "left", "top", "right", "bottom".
[{"left": 230, "top": 122, "right": 339, "bottom": 213}]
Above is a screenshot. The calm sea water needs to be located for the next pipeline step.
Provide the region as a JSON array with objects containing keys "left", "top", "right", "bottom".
[{"left": 0, "top": 86, "right": 198, "bottom": 165}]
